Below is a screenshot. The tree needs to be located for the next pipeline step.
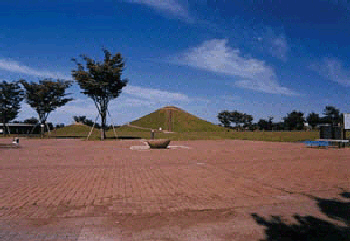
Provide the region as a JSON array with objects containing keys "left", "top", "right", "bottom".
[
  {"left": 258, "top": 119, "right": 268, "bottom": 130},
  {"left": 72, "top": 49, "right": 128, "bottom": 140},
  {"left": 257, "top": 117, "right": 275, "bottom": 130},
  {"left": 56, "top": 123, "right": 65, "bottom": 129},
  {"left": 24, "top": 117, "right": 39, "bottom": 124},
  {"left": 242, "top": 114, "right": 253, "bottom": 127},
  {"left": 84, "top": 118, "right": 100, "bottom": 129},
  {"left": 267, "top": 116, "right": 274, "bottom": 130},
  {"left": 284, "top": 111, "right": 305, "bottom": 130},
  {"left": 218, "top": 110, "right": 231, "bottom": 128},
  {"left": 306, "top": 112, "right": 320, "bottom": 128},
  {"left": 20, "top": 79, "right": 73, "bottom": 136},
  {"left": 230, "top": 110, "right": 243, "bottom": 127},
  {"left": 0, "top": 81, "right": 24, "bottom": 135},
  {"left": 323, "top": 106, "right": 341, "bottom": 126},
  {"left": 275, "top": 121, "right": 285, "bottom": 130},
  {"left": 73, "top": 115, "right": 86, "bottom": 123}
]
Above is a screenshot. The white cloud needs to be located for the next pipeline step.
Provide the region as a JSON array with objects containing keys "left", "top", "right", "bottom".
[
  {"left": 173, "top": 39, "right": 298, "bottom": 95},
  {"left": 124, "top": 0, "right": 193, "bottom": 22},
  {"left": 0, "top": 58, "right": 70, "bottom": 79},
  {"left": 17, "top": 103, "right": 37, "bottom": 120},
  {"left": 114, "top": 97, "right": 150, "bottom": 107},
  {"left": 311, "top": 58, "right": 350, "bottom": 87},
  {"left": 56, "top": 101, "right": 97, "bottom": 117},
  {"left": 123, "top": 85, "right": 190, "bottom": 102}
]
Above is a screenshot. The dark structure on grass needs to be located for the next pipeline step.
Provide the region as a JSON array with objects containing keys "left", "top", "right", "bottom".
[
  {"left": 319, "top": 125, "right": 343, "bottom": 140},
  {"left": 0, "top": 122, "right": 38, "bottom": 134}
]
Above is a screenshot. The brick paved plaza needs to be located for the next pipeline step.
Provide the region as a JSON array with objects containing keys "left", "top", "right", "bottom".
[{"left": 1, "top": 139, "right": 350, "bottom": 240}]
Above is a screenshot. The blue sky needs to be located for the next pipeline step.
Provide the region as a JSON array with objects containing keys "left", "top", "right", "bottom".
[{"left": 1, "top": 0, "right": 350, "bottom": 125}]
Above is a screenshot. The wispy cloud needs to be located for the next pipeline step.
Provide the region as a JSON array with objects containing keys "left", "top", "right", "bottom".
[
  {"left": 123, "top": 85, "right": 190, "bottom": 102},
  {"left": 173, "top": 39, "right": 298, "bottom": 95},
  {"left": 55, "top": 85, "right": 191, "bottom": 117},
  {"left": 123, "top": 0, "right": 194, "bottom": 23},
  {"left": 56, "top": 99, "right": 97, "bottom": 116},
  {"left": 0, "top": 58, "right": 70, "bottom": 79},
  {"left": 26, "top": 86, "right": 193, "bottom": 122},
  {"left": 311, "top": 58, "right": 350, "bottom": 87},
  {"left": 254, "top": 27, "right": 289, "bottom": 61}
]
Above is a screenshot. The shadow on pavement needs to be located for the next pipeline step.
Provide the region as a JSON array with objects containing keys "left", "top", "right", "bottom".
[
  {"left": 251, "top": 190, "right": 350, "bottom": 241},
  {"left": 115, "top": 136, "right": 142, "bottom": 140},
  {"left": 104, "top": 136, "right": 142, "bottom": 140}
]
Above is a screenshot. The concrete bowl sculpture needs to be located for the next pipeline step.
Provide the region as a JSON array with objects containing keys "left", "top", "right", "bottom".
[{"left": 147, "top": 139, "right": 171, "bottom": 149}]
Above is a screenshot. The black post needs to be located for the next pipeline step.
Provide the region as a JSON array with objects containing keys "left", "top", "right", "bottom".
[
  {"left": 40, "top": 123, "right": 45, "bottom": 138},
  {"left": 101, "top": 113, "right": 106, "bottom": 141},
  {"left": 2, "top": 112, "right": 5, "bottom": 136}
]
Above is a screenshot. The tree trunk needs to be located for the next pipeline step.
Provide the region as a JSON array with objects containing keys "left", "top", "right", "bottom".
[
  {"left": 100, "top": 113, "right": 106, "bottom": 141},
  {"left": 40, "top": 121, "right": 45, "bottom": 138},
  {"left": 2, "top": 112, "right": 6, "bottom": 136}
]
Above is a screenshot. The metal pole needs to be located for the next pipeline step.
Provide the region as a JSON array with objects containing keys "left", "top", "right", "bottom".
[
  {"left": 108, "top": 110, "right": 118, "bottom": 139},
  {"left": 87, "top": 114, "right": 99, "bottom": 141}
]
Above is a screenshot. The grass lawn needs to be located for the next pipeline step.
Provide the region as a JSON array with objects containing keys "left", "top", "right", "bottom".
[
  {"left": 3, "top": 125, "right": 346, "bottom": 143},
  {"left": 108, "top": 130, "right": 320, "bottom": 142},
  {"left": 83, "top": 129, "right": 320, "bottom": 142}
]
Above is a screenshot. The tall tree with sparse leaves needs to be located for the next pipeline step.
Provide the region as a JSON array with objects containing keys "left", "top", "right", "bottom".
[
  {"left": 72, "top": 49, "right": 128, "bottom": 140},
  {"left": 0, "top": 81, "right": 24, "bottom": 135},
  {"left": 20, "top": 79, "right": 73, "bottom": 136}
]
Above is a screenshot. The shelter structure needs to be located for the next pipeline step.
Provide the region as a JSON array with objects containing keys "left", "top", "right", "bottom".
[
  {"left": 319, "top": 125, "right": 342, "bottom": 140},
  {"left": 0, "top": 123, "right": 38, "bottom": 135}
]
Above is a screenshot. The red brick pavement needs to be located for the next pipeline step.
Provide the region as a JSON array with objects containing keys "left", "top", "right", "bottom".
[{"left": 1, "top": 139, "right": 350, "bottom": 240}]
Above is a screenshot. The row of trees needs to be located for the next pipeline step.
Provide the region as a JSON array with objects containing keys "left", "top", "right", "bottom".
[
  {"left": 0, "top": 49, "right": 128, "bottom": 140},
  {"left": 280, "top": 106, "right": 342, "bottom": 130},
  {"left": 0, "top": 80, "right": 73, "bottom": 135},
  {"left": 218, "top": 106, "right": 343, "bottom": 131},
  {"left": 217, "top": 110, "right": 253, "bottom": 128}
]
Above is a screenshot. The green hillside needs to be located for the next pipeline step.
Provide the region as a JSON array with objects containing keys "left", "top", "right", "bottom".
[{"left": 118, "top": 106, "right": 225, "bottom": 133}]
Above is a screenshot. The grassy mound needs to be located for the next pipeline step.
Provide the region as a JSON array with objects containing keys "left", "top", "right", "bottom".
[
  {"left": 118, "top": 106, "right": 225, "bottom": 133},
  {"left": 53, "top": 125, "right": 99, "bottom": 137}
]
